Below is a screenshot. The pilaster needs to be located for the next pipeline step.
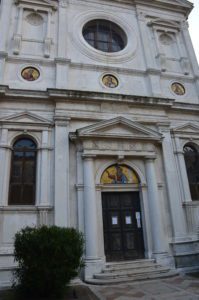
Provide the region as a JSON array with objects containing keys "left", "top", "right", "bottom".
[
  {"left": 54, "top": 115, "right": 70, "bottom": 227},
  {"left": 39, "top": 130, "right": 51, "bottom": 206},
  {"left": 174, "top": 137, "right": 192, "bottom": 202},
  {"left": 55, "top": 0, "right": 70, "bottom": 89},
  {"left": 0, "top": 129, "right": 11, "bottom": 206},
  {"left": 159, "top": 125, "right": 188, "bottom": 241},
  {"left": 0, "top": 0, "right": 12, "bottom": 52}
]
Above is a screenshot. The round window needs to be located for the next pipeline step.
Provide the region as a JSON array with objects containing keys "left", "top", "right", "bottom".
[{"left": 82, "top": 19, "right": 127, "bottom": 53}]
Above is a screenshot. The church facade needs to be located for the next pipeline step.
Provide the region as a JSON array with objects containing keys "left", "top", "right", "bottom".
[{"left": 0, "top": 0, "right": 199, "bottom": 287}]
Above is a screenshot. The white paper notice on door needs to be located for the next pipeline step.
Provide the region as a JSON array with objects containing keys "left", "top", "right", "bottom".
[
  {"left": 125, "top": 216, "right": 132, "bottom": 225},
  {"left": 112, "top": 216, "right": 118, "bottom": 225},
  {"left": 136, "top": 212, "right": 141, "bottom": 228}
]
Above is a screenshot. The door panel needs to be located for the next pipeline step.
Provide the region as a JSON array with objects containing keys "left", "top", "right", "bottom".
[{"left": 102, "top": 192, "right": 144, "bottom": 261}]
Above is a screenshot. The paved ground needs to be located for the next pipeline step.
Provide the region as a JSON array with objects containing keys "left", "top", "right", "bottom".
[
  {"left": 0, "top": 275, "right": 198, "bottom": 299},
  {"left": 89, "top": 275, "right": 199, "bottom": 300}
]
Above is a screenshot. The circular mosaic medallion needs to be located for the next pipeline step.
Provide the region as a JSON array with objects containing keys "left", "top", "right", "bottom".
[
  {"left": 21, "top": 67, "right": 40, "bottom": 81},
  {"left": 102, "top": 74, "right": 118, "bottom": 88},
  {"left": 171, "top": 82, "right": 185, "bottom": 96}
]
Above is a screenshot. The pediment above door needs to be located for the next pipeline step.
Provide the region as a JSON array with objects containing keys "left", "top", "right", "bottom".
[
  {"left": 70, "top": 117, "right": 161, "bottom": 156},
  {"left": 0, "top": 111, "right": 52, "bottom": 127},
  {"left": 172, "top": 122, "right": 199, "bottom": 135},
  {"left": 74, "top": 117, "right": 162, "bottom": 142}
]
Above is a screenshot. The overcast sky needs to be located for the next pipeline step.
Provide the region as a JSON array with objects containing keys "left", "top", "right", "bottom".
[{"left": 189, "top": 0, "right": 199, "bottom": 63}]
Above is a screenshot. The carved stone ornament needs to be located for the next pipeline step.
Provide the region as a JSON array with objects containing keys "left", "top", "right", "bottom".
[
  {"left": 159, "top": 33, "right": 174, "bottom": 45},
  {"left": 26, "top": 12, "right": 44, "bottom": 26},
  {"left": 59, "top": 0, "right": 68, "bottom": 7}
]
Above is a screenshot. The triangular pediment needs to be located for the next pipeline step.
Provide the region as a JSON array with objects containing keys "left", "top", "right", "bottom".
[
  {"left": 148, "top": 18, "right": 181, "bottom": 29},
  {"left": 0, "top": 112, "right": 52, "bottom": 125},
  {"left": 172, "top": 122, "right": 199, "bottom": 133},
  {"left": 140, "top": 0, "right": 192, "bottom": 17},
  {"left": 14, "top": 0, "right": 57, "bottom": 10},
  {"left": 76, "top": 117, "right": 162, "bottom": 141},
  {"left": 156, "top": 0, "right": 192, "bottom": 8}
]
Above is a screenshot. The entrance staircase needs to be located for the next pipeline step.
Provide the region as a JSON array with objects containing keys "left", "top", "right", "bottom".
[{"left": 86, "top": 259, "right": 178, "bottom": 285}]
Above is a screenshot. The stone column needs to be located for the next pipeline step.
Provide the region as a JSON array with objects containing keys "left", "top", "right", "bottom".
[
  {"left": 54, "top": 116, "right": 70, "bottom": 227},
  {"left": 13, "top": 6, "right": 23, "bottom": 55},
  {"left": 181, "top": 22, "right": 199, "bottom": 77},
  {"left": 76, "top": 150, "right": 84, "bottom": 233},
  {"left": 136, "top": 12, "right": 161, "bottom": 97},
  {"left": 83, "top": 155, "right": 98, "bottom": 259},
  {"left": 181, "top": 22, "right": 199, "bottom": 94},
  {"left": 39, "top": 130, "right": 50, "bottom": 206},
  {"left": 160, "top": 127, "right": 187, "bottom": 240},
  {"left": 0, "top": 52, "right": 7, "bottom": 83},
  {"left": 136, "top": 11, "right": 156, "bottom": 70},
  {"left": 44, "top": 11, "right": 52, "bottom": 58},
  {"left": 83, "top": 155, "right": 102, "bottom": 279},
  {"left": 0, "top": 0, "right": 12, "bottom": 52},
  {"left": 55, "top": 1, "right": 70, "bottom": 89},
  {"left": 145, "top": 157, "right": 166, "bottom": 255},
  {"left": 174, "top": 137, "right": 192, "bottom": 202},
  {"left": 0, "top": 129, "right": 11, "bottom": 206}
]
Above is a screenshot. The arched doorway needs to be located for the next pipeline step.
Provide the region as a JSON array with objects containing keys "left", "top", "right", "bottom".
[{"left": 101, "top": 164, "right": 145, "bottom": 261}]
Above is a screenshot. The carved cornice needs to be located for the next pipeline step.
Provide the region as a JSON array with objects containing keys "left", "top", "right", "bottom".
[{"left": 0, "top": 85, "right": 198, "bottom": 113}]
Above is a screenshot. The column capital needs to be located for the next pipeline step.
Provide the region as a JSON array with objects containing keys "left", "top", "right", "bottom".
[
  {"left": 145, "top": 155, "right": 157, "bottom": 161},
  {"left": 54, "top": 115, "right": 70, "bottom": 126},
  {"left": 0, "top": 144, "right": 12, "bottom": 150},
  {"left": 174, "top": 150, "right": 184, "bottom": 156},
  {"left": 82, "top": 154, "right": 96, "bottom": 160}
]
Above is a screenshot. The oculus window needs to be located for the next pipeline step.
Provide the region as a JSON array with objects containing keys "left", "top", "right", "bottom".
[
  {"left": 9, "top": 138, "right": 37, "bottom": 205},
  {"left": 83, "top": 19, "right": 127, "bottom": 53},
  {"left": 184, "top": 144, "right": 199, "bottom": 201}
]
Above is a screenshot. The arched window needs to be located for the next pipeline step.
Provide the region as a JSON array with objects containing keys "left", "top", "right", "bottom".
[
  {"left": 9, "top": 138, "right": 37, "bottom": 205},
  {"left": 184, "top": 144, "right": 199, "bottom": 201}
]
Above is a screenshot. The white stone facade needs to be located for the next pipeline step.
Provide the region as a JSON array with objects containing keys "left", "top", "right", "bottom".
[{"left": 0, "top": 0, "right": 198, "bottom": 287}]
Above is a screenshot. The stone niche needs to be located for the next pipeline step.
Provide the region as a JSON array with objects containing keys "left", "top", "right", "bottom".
[{"left": 21, "top": 10, "right": 48, "bottom": 56}]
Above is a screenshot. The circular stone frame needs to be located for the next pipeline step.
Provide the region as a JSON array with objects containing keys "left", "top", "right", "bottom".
[
  {"left": 70, "top": 11, "right": 138, "bottom": 63},
  {"left": 171, "top": 82, "right": 186, "bottom": 96},
  {"left": 101, "top": 74, "right": 119, "bottom": 88},
  {"left": 21, "top": 66, "right": 40, "bottom": 82}
]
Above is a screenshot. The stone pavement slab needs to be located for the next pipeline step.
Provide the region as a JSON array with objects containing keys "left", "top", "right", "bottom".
[{"left": 89, "top": 275, "right": 199, "bottom": 300}]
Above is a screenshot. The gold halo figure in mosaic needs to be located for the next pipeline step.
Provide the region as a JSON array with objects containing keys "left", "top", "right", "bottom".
[
  {"left": 101, "top": 164, "right": 139, "bottom": 185},
  {"left": 21, "top": 67, "right": 40, "bottom": 81},
  {"left": 171, "top": 82, "right": 185, "bottom": 96},
  {"left": 102, "top": 74, "right": 118, "bottom": 88}
]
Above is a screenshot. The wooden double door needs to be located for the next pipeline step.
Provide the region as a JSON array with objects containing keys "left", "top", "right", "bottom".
[{"left": 102, "top": 192, "right": 145, "bottom": 262}]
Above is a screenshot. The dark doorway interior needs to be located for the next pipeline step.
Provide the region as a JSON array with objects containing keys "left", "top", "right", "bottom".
[{"left": 102, "top": 192, "right": 145, "bottom": 261}]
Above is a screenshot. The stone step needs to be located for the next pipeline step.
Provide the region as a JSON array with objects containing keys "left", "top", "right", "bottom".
[
  {"left": 103, "top": 260, "right": 157, "bottom": 273},
  {"left": 105, "top": 259, "right": 155, "bottom": 269},
  {"left": 86, "top": 270, "right": 178, "bottom": 285},
  {"left": 94, "top": 266, "right": 170, "bottom": 280}
]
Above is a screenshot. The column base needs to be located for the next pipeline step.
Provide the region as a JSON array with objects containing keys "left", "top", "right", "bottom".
[
  {"left": 84, "top": 258, "right": 104, "bottom": 280},
  {"left": 170, "top": 238, "right": 199, "bottom": 269},
  {"left": 152, "top": 252, "right": 175, "bottom": 268}
]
